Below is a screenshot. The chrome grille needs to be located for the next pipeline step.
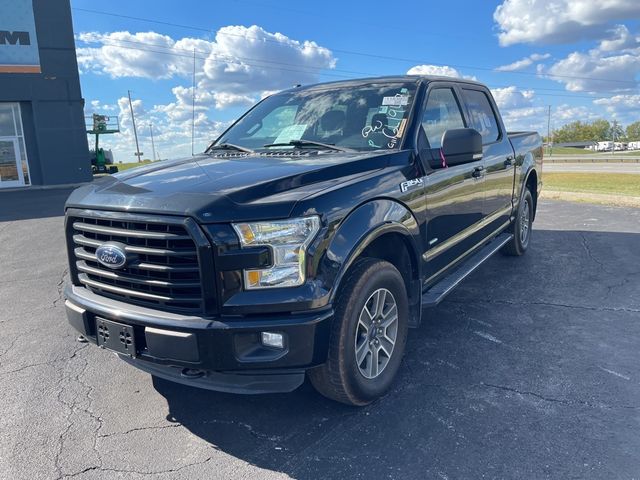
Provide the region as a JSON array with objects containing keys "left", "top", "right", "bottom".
[{"left": 67, "top": 211, "right": 205, "bottom": 313}]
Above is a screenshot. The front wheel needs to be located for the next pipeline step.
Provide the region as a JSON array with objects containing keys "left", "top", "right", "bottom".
[
  {"left": 308, "top": 258, "right": 408, "bottom": 406},
  {"left": 502, "top": 187, "right": 533, "bottom": 256}
]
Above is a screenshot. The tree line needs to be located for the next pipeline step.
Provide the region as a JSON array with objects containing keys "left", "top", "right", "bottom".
[{"left": 545, "top": 120, "right": 640, "bottom": 144}]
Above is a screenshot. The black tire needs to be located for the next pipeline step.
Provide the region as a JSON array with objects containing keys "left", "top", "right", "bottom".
[
  {"left": 501, "top": 187, "right": 533, "bottom": 256},
  {"left": 308, "top": 258, "right": 409, "bottom": 406}
]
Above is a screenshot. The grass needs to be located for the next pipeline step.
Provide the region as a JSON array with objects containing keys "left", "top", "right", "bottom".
[
  {"left": 114, "top": 160, "right": 158, "bottom": 171},
  {"left": 544, "top": 173, "right": 640, "bottom": 197},
  {"left": 547, "top": 147, "right": 599, "bottom": 155}
]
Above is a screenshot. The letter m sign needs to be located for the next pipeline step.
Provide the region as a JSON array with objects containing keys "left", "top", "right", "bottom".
[{"left": 0, "top": 30, "right": 31, "bottom": 45}]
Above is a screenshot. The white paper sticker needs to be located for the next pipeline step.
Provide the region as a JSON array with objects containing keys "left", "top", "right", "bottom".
[
  {"left": 382, "top": 95, "right": 409, "bottom": 106},
  {"left": 274, "top": 124, "right": 307, "bottom": 144}
]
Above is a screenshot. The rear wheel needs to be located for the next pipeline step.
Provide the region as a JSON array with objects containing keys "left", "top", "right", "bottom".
[
  {"left": 502, "top": 187, "right": 533, "bottom": 256},
  {"left": 308, "top": 258, "right": 408, "bottom": 406}
]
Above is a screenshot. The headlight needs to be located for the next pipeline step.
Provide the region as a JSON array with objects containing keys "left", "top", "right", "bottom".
[{"left": 232, "top": 216, "right": 320, "bottom": 289}]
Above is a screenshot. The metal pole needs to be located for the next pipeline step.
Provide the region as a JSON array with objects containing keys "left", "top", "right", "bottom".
[
  {"left": 546, "top": 105, "right": 551, "bottom": 157},
  {"left": 149, "top": 123, "right": 157, "bottom": 161},
  {"left": 128, "top": 90, "right": 142, "bottom": 162},
  {"left": 191, "top": 48, "right": 196, "bottom": 156}
]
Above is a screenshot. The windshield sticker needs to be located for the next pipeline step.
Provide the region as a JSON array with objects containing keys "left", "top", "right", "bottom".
[
  {"left": 382, "top": 95, "right": 409, "bottom": 107},
  {"left": 274, "top": 124, "right": 307, "bottom": 144},
  {"left": 395, "top": 119, "right": 407, "bottom": 139}
]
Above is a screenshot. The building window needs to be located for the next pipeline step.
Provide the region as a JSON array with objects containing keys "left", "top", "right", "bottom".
[{"left": 0, "top": 103, "right": 30, "bottom": 187}]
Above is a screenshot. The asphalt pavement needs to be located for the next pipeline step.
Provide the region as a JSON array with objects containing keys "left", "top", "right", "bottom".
[{"left": 1, "top": 188, "right": 640, "bottom": 479}]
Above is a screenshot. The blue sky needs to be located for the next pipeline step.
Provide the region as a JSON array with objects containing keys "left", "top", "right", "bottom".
[{"left": 71, "top": 0, "right": 640, "bottom": 162}]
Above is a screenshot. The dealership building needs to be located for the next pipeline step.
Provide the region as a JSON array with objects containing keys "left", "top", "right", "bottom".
[{"left": 0, "top": 0, "right": 90, "bottom": 189}]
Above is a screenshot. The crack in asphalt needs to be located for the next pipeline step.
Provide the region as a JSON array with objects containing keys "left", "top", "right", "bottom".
[
  {"left": 59, "top": 455, "right": 216, "bottom": 479},
  {"left": 0, "top": 360, "right": 56, "bottom": 376},
  {"left": 449, "top": 297, "right": 640, "bottom": 314},
  {"left": 53, "top": 345, "right": 96, "bottom": 478},
  {"left": 0, "top": 335, "right": 20, "bottom": 359},
  {"left": 53, "top": 268, "right": 68, "bottom": 308},
  {"left": 579, "top": 232, "right": 611, "bottom": 274},
  {"left": 480, "top": 382, "right": 640, "bottom": 411},
  {"left": 97, "top": 423, "right": 182, "bottom": 439}
]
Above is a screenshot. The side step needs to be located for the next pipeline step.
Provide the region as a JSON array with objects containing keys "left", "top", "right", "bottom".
[{"left": 421, "top": 233, "right": 513, "bottom": 308}]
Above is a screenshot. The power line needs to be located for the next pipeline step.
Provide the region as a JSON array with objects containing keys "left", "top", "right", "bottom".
[
  {"left": 75, "top": 39, "right": 622, "bottom": 102},
  {"left": 72, "top": 6, "right": 638, "bottom": 86},
  {"left": 81, "top": 36, "right": 638, "bottom": 97}
]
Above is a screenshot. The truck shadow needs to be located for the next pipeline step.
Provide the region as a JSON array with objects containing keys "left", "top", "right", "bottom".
[{"left": 153, "top": 227, "right": 640, "bottom": 479}]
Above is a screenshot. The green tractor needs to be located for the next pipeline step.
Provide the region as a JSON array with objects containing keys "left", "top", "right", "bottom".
[{"left": 88, "top": 114, "right": 120, "bottom": 174}]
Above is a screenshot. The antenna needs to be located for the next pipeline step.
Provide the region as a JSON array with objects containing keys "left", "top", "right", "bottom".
[
  {"left": 149, "top": 123, "right": 157, "bottom": 161},
  {"left": 191, "top": 48, "right": 196, "bottom": 156},
  {"left": 128, "top": 90, "right": 143, "bottom": 161}
]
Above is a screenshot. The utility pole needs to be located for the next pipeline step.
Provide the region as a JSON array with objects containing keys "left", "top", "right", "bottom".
[
  {"left": 128, "top": 90, "right": 143, "bottom": 162},
  {"left": 191, "top": 48, "right": 196, "bottom": 156},
  {"left": 547, "top": 105, "right": 552, "bottom": 157},
  {"left": 149, "top": 123, "right": 157, "bottom": 161}
]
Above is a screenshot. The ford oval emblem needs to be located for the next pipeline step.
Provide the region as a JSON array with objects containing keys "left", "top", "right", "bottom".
[{"left": 95, "top": 242, "right": 128, "bottom": 269}]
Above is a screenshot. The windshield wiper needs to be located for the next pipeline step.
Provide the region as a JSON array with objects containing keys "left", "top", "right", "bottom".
[
  {"left": 206, "top": 142, "right": 255, "bottom": 154},
  {"left": 263, "top": 140, "right": 354, "bottom": 152}
]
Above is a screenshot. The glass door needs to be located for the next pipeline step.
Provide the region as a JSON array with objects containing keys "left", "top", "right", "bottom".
[{"left": 0, "top": 137, "right": 25, "bottom": 188}]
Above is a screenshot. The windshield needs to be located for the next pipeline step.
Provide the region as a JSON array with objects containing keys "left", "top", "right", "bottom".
[{"left": 213, "top": 82, "right": 418, "bottom": 152}]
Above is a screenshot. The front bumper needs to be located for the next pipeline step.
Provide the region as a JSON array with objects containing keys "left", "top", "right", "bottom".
[{"left": 65, "top": 284, "right": 333, "bottom": 393}]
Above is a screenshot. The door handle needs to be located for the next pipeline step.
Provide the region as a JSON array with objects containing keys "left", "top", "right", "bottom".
[
  {"left": 472, "top": 166, "right": 485, "bottom": 178},
  {"left": 504, "top": 156, "right": 514, "bottom": 167}
]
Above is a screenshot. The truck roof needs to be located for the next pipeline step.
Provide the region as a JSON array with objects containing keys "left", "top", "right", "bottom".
[{"left": 278, "top": 75, "right": 485, "bottom": 94}]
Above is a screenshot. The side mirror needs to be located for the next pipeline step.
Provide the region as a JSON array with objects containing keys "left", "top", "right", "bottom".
[{"left": 441, "top": 128, "right": 483, "bottom": 166}]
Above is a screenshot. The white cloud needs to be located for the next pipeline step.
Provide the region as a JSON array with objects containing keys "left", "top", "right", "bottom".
[
  {"left": 496, "top": 53, "right": 551, "bottom": 72},
  {"left": 493, "top": 0, "right": 640, "bottom": 46},
  {"left": 199, "top": 25, "right": 335, "bottom": 94},
  {"left": 406, "top": 65, "right": 477, "bottom": 81},
  {"left": 77, "top": 25, "right": 336, "bottom": 95},
  {"left": 491, "top": 86, "right": 536, "bottom": 109},
  {"left": 488, "top": 86, "right": 545, "bottom": 131},
  {"left": 407, "top": 64, "right": 463, "bottom": 78},
  {"left": 88, "top": 100, "right": 116, "bottom": 112},
  {"left": 598, "top": 25, "right": 639, "bottom": 51},
  {"left": 594, "top": 94, "right": 640, "bottom": 123},
  {"left": 553, "top": 104, "right": 600, "bottom": 123},
  {"left": 77, "top": 31, "right": 181, "bottom": 79},
  {"left": 545, "top": 30, "right": 640, "bottom": 92}
]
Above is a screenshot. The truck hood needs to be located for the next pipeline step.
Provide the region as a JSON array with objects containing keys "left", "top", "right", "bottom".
[{"left": 66, "top": 151, "right": 392, "bottom": 223}]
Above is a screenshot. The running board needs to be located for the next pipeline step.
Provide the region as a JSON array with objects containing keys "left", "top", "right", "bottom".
[{"left": 421, "top": 233, "right": 513, "bottom": 308}]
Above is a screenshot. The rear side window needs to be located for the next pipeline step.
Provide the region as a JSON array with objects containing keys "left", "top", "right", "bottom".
[
  {"left": 463, "top": 89, "right": 500, "bottom": 143},
  {"left": 422, "top": 88, "right": 466, "bottom": 149}
]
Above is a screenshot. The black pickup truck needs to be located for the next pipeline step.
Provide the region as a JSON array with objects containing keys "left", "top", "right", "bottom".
[{"left": 64, "top": 76, "right": 542, "bottom": 405}]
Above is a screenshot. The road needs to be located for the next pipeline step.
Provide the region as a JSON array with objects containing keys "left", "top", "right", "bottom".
[
  {"left": 1, "top": 189, "right": 640, "bottom": 479},
  {"left": 544, "top": 162, "right": 640, "bottom": 174}
]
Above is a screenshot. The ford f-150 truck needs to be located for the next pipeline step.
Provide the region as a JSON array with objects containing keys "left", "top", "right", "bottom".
[{"left": 64, "top": 76, "right": 542, "bottom": 405}]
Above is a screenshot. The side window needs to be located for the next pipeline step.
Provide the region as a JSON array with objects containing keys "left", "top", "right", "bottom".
[
  {"left": 463, "top": 89, "right": 500, "bottom": 143},
  {"left": 422, "top": 88, "right": 466, "bottom": 149}
]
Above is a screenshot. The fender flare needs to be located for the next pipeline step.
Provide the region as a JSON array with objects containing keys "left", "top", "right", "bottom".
[
  {"left": 516, "top": 152, "right": 538, "bottom": 207},
  {"left": 317, "top": 199, "right": 422, "bottom": 304}
]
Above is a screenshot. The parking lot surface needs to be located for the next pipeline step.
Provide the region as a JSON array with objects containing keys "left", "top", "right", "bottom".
[{"left": 1, "top": 189, "right": 639, "bottom": 480}]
